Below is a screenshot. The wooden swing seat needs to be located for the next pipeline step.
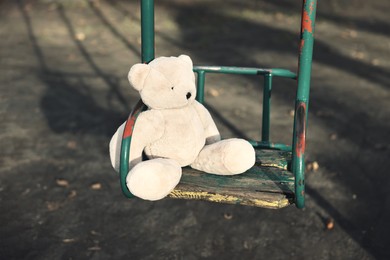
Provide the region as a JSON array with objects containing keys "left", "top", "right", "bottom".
[{"left": 168, "top": 149, "right": 294, "bottom": 209}]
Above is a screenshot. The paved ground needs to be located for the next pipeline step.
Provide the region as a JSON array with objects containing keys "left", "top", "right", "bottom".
[{"left": 1, "top": 0, "right": 389, "bottom": 259}]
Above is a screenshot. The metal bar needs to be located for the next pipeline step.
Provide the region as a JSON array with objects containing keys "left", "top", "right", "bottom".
[
  {"left": 292, "top": 0, "right": 317, "bottom": 209},
  {"left": 120, "top": 100, "right": 147, "bottom": 198},
  {"left": 193, "top": 66, "right": 294, "bottom": 150},
  {"left": 248, "top": 141, "right": 292, "bottom": 152},
  {"left": 262, "top": 74, "right": 272, "bottom": 142},
  {"left": 141, "top": 0, "right": 154, "bottom": 63},
  {"left": 196, "top": 71, "right": 206, "bottom": 104},
  {"left": 193, "top": 66, "right": 296, "bottom": 79}
]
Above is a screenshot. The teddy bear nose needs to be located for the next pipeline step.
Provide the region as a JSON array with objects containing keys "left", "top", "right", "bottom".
[{"left": 186, "top": 92, "right": 192, "bottom": 99}]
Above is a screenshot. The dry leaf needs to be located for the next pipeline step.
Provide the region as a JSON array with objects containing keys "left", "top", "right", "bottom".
[
  {"left": 22, "top": 188, "right": 31, "bottom": 196},
  {"left": 207, "top": 88, "right": 220, "bottom": 97},
  {"left": 90, "top": 183, "right": 102, "bottom": 190},
  {"left": 306, "top": 163, "right": 312, "bottom": 171},
  {"left": 349, "top": 30, "right": 358, "bottom": 38},
  {"left": 224, "top": 213, "right": 233, "bottom": 220},
  {"left": 307, "top": 161, "right": 319, "bottom": 171},
  {"left": 275, "top": 12, "right": 285, "bottom": 21},
  {"left": 351, "top": 50, "right": 365, "bottom": 60},
  {"left": 56, "top": 179, "right": 69, "bottom": 187},
  {"left": 68, "top": 190, "right": 77, "bottom": 199},
  {"left": 75, "top": 32, "right": 86, "bottom": 41},
  {"left": 371, "top": 59, "right": 380, "bottom": 66},
  {"left": 46, "top": 201, "right": 61, "bottom": 211},
  {"left": 66, "top": 54, "right": 76, "bottom": 61},
  {"left": 63, "top": 238, "right": 76, "bottom": 243},
  {"left": 288, "top": 109, "right": 295, "bottom": 117},
  {"left": 90, "top": 230, "right": 101, "bottom": 236},
  {"left": 312, "top": 161, "right": 319, "bottom": 171},
  {"left": 326, "top": 218, "right": 335, "bottom": 230},
  {"left": 88, "top": 246, "right": 101, "bottom": 251},
  {"left": 341, "top": 29, "right": 358, "bottom": 39},
  {"left": 67, "top": 141, "right": 77, "bottom": 149}
]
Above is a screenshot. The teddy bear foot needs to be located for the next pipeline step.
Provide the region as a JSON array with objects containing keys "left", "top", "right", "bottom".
[
  {"left": 221, "top": 138, "right": 256, "bottom": 174},
  {"left": 191, "top": 138, "right": 255, "bottom": 175},
  {"left": 126, "top": 158, "right": 182, "bottom": 201}
]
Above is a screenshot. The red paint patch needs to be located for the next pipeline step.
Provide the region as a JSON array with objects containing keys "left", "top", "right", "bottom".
[
  {"left": 122, "top": 100, "right": 147, "bottom": 139},
  {"left": 295, "top": 102, "right": 307, "bottom": 158},
  {"left": 309, "top": 1, "right": 315, "bottom": 13},
  {"left": 122, "top": 115, "right": 137, "bottom": 139},
  {"left": 301, "top": 10, "right": 313, "bottom": 34},
  {"left": 297, "top": 39, "right": 305, "bottom": 74},
  {"left": 296, "top": 134, "right": 306, "bottom": 157},
  {"left": 299, "top": 39, "right": 305, "bottom": 54}
]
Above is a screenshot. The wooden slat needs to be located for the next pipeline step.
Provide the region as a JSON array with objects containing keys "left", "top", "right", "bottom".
[
  {"left": 255, "top": 149, "right": 291, "bottom": 170},
  {"left": 168, "top": 150, "right": 294, "bottom": 209}
]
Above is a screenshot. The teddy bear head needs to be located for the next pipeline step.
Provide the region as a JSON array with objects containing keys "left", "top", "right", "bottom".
[{"left": 128, "top": 55, "right": 196, "bottom": 110}]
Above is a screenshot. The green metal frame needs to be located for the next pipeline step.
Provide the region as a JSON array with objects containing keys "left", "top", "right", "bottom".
[
  {"left": 119, "top": 0, "right": 317, "bottom": 208},
  {"left": 192, "top": 66, "right": 296, "bottom": 153}
]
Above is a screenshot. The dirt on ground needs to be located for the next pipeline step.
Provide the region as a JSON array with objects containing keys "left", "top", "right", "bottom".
[{"left": 0, "top": 0, "right": 389, "bottom": 259}]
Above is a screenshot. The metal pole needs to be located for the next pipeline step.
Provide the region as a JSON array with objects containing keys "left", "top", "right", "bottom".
[
  {"left": 292, "top": 0, "right": 317, "bottom": 208},
  {"left": 262, "top": 74, "right": 272, "bottom": 142},
  {"left": 196, "top": 71, "right": 206, "bottom": 103},
  {"left": 120, "top": 0, "right": 155, "bottom": 198},
  {"left": 141, "top": 0, "right": 155, "bottom": 63}
]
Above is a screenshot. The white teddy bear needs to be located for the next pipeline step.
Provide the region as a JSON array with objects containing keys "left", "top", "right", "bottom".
[{"left": 110, "top": 55, "right": 255, "bottom": 201}]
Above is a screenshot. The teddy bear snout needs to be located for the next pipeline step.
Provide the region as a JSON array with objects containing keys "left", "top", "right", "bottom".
[{"left": 186, "top": 92, "right": 192, "bottom": 100}]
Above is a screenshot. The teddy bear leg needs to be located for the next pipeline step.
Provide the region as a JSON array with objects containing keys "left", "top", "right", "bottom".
[
  {"left": 191, "top": 138, "right": 255, "bottom": 175},
  {"left": 126, "top": 158, "right": 182, "bottom": 201}
]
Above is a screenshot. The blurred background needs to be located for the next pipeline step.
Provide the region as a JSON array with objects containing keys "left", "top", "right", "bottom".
[{"left": 0, "top": 0, "right": 389, "bottom": 259}]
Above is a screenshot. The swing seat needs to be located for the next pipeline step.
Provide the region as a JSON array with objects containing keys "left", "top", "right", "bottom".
[
  {"left": 119, "top": 0, "right": 318, "bottom": 209},
  {"left": 168, "top": 149, "right": 294, "bottom": 209},
  {"left": 119, "top": 65, "right": 307, "bottom": 209}
]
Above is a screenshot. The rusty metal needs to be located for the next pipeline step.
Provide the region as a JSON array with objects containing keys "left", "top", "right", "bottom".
[{"left": 292, "top": 0, "right": 317, "bottom": 208}]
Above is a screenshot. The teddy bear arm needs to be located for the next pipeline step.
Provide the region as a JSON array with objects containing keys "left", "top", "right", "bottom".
[
  {"left": 129, "top": 110, "right": 165, "bottom": 167},
  {"left": 108, "top": 120, "right": 152, "bottom": 172},
  {"left": 109, "top": 121, "right": 126, "bottom": 172},
  {"left": 193, "top": 101, "right": 221, "bottom": 144}
]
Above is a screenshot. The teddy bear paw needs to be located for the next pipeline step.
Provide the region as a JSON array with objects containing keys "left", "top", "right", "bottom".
[
  {"left": 126, "top": 158, "right": 182, "bottom": 201},
  {"left": 222, "top": 139, "right": 256, "bottom": 174}
]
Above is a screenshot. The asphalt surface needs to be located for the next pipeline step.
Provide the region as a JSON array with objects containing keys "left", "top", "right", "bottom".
[{"left": 1, "top": 0, "right": 389, "bottom": 259}]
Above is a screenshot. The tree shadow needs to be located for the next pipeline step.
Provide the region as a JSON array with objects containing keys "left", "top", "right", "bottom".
[
  {"left": 17, "top": 0, "right": 130, "bottom": 137},
  {"left": 266, "top": 0, "right": 390, "bottom": 37},
  {"left": 165, "top": 2, "right": 389, "bottom": 88},
  {"left": 88, "top": 0, "right": 141, "bottom": 58},
  {"left": 39, "top": 71, "right": 125, "bottom": 136}
]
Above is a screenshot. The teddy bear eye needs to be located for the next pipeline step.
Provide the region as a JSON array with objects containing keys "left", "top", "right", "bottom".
[{"left": 171, "top": 86, "right": 174, "bottom": 90}]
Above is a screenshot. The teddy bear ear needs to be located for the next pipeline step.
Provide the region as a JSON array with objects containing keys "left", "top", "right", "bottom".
[
  {"left": 178, "top": 55, "right": 193, "bottom": 68},
  {"left": 128, "top": 64, "right": 150, "bottom": 91}
]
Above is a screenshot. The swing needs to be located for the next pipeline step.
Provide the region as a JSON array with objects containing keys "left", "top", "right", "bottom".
[{"left": 119, "top": 0, "right": 317, "bottom": 209}]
